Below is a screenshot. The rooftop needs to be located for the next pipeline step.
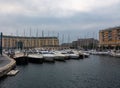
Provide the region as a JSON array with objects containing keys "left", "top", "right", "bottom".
[
  {"left": 3, "top": 35, "right": 58, "bottom": 39},
  {"left": 99, "top": 26, "right": 120, "bottom": 32}
]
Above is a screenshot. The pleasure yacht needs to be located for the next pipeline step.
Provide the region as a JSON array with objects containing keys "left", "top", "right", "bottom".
[
  {"left": 28, "top": 52, "right": 44, "bottom": 63},
  {"left": 40, "top": 51, "right": 55, "bottom": 63}
]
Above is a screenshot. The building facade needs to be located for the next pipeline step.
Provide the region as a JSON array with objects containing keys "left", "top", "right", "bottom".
[
  {"left": 99, "top": 27, "right": 120, "bottom": 48},
  {"left": 2, "top": 35, "right": 59, "bottom": 49},
  {"left": 72, "top": 38, "right": 98, "bottom": 49},
  {"left": 61, "top": 38, "right": 98, "bottom": 49}
]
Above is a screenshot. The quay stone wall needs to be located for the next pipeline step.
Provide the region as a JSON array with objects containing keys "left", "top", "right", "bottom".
[{"left": 0, "top": 55, "right": 16, "bottom": 77}]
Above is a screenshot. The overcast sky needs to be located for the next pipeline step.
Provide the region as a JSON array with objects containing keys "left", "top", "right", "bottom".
[{"left": 0, "top": 0, "right": 120, "bottom": 43}]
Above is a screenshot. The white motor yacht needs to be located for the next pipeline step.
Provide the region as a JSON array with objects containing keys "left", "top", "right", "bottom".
[
  {"left": 67, "top": 50, "right": 79, "bottom": 59},
  {"left": 109, "top": 50, "right": 120, "bottom": 57},
  {"left": 60, "top": 51, "right": 70, "bottom": 60},
  {"left": 28, "top": 52, "right": 44, "bottom": 63},
  {"left": 52, "top": 51, "right": 66, "bottom": 61},
  {"left": 40, "top": 51, "right": 55, "bottom": 62}
]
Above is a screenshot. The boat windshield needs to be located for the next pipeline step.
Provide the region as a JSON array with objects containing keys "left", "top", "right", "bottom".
[
  {"left": 68, "top": 51, "right": 74, "bottom": 54},
  {"left": 41, "top": 52, "right": 49, "bottom": 54}
]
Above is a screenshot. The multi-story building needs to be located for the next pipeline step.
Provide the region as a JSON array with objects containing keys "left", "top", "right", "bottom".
[
  {"left": 60, "top": 43, "right": 72, "bottom": 49},
  {"left": 99, "top": 26, "right": 120, "bottom": 48},
  {"left": 2, "top": 35, "right": 59, "bottom": 49},
  {"left": 61, "top": 38, "right": 98, "bottom": 49},
  {"left": 72, "top": 38, "right": 98, "bottom": 49}
]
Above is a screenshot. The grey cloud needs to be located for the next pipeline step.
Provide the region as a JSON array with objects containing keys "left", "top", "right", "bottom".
[{"left": 0, "top": 0, "right": 120, "bottom": 42}]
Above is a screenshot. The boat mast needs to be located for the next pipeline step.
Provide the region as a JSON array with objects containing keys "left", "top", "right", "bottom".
[
  {"left": 36, "top": 28, "right": 38, "bottom": 48},
  {"left": 30, "top": 27, "right": 32, "bottom": 49},
  {"left": 68, "top": 34, "right": 70, "bottom": 48}
]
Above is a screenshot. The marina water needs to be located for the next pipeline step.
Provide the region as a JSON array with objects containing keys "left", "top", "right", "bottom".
[{"left": 0, "top": 55, "right": 120, "bottom": 88}]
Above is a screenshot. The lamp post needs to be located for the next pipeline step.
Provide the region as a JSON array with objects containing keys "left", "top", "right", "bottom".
[{"left": 0, "top": 32, "right": 3, "bottom": 55}]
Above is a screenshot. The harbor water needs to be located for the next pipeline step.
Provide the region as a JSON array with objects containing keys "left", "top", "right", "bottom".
[{"left": 0, "top": 55, "right": 120, "bottom": 88}]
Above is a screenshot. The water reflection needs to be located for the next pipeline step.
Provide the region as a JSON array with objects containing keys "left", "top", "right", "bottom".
[{"left": 0, "top": 55, "right": 120, "bottom": 88}]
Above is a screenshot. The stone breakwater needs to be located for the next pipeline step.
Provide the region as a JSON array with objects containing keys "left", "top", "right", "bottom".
[{"left": 0, "top": 54, "right": 16, "bottom": 77}]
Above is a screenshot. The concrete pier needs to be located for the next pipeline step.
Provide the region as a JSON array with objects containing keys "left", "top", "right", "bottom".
[
  {"left": 13, "top": 52, "right": 28, "bottom": 65},
  {"left": 0, "top": 54, "right": 16, "bottom": 77}
]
